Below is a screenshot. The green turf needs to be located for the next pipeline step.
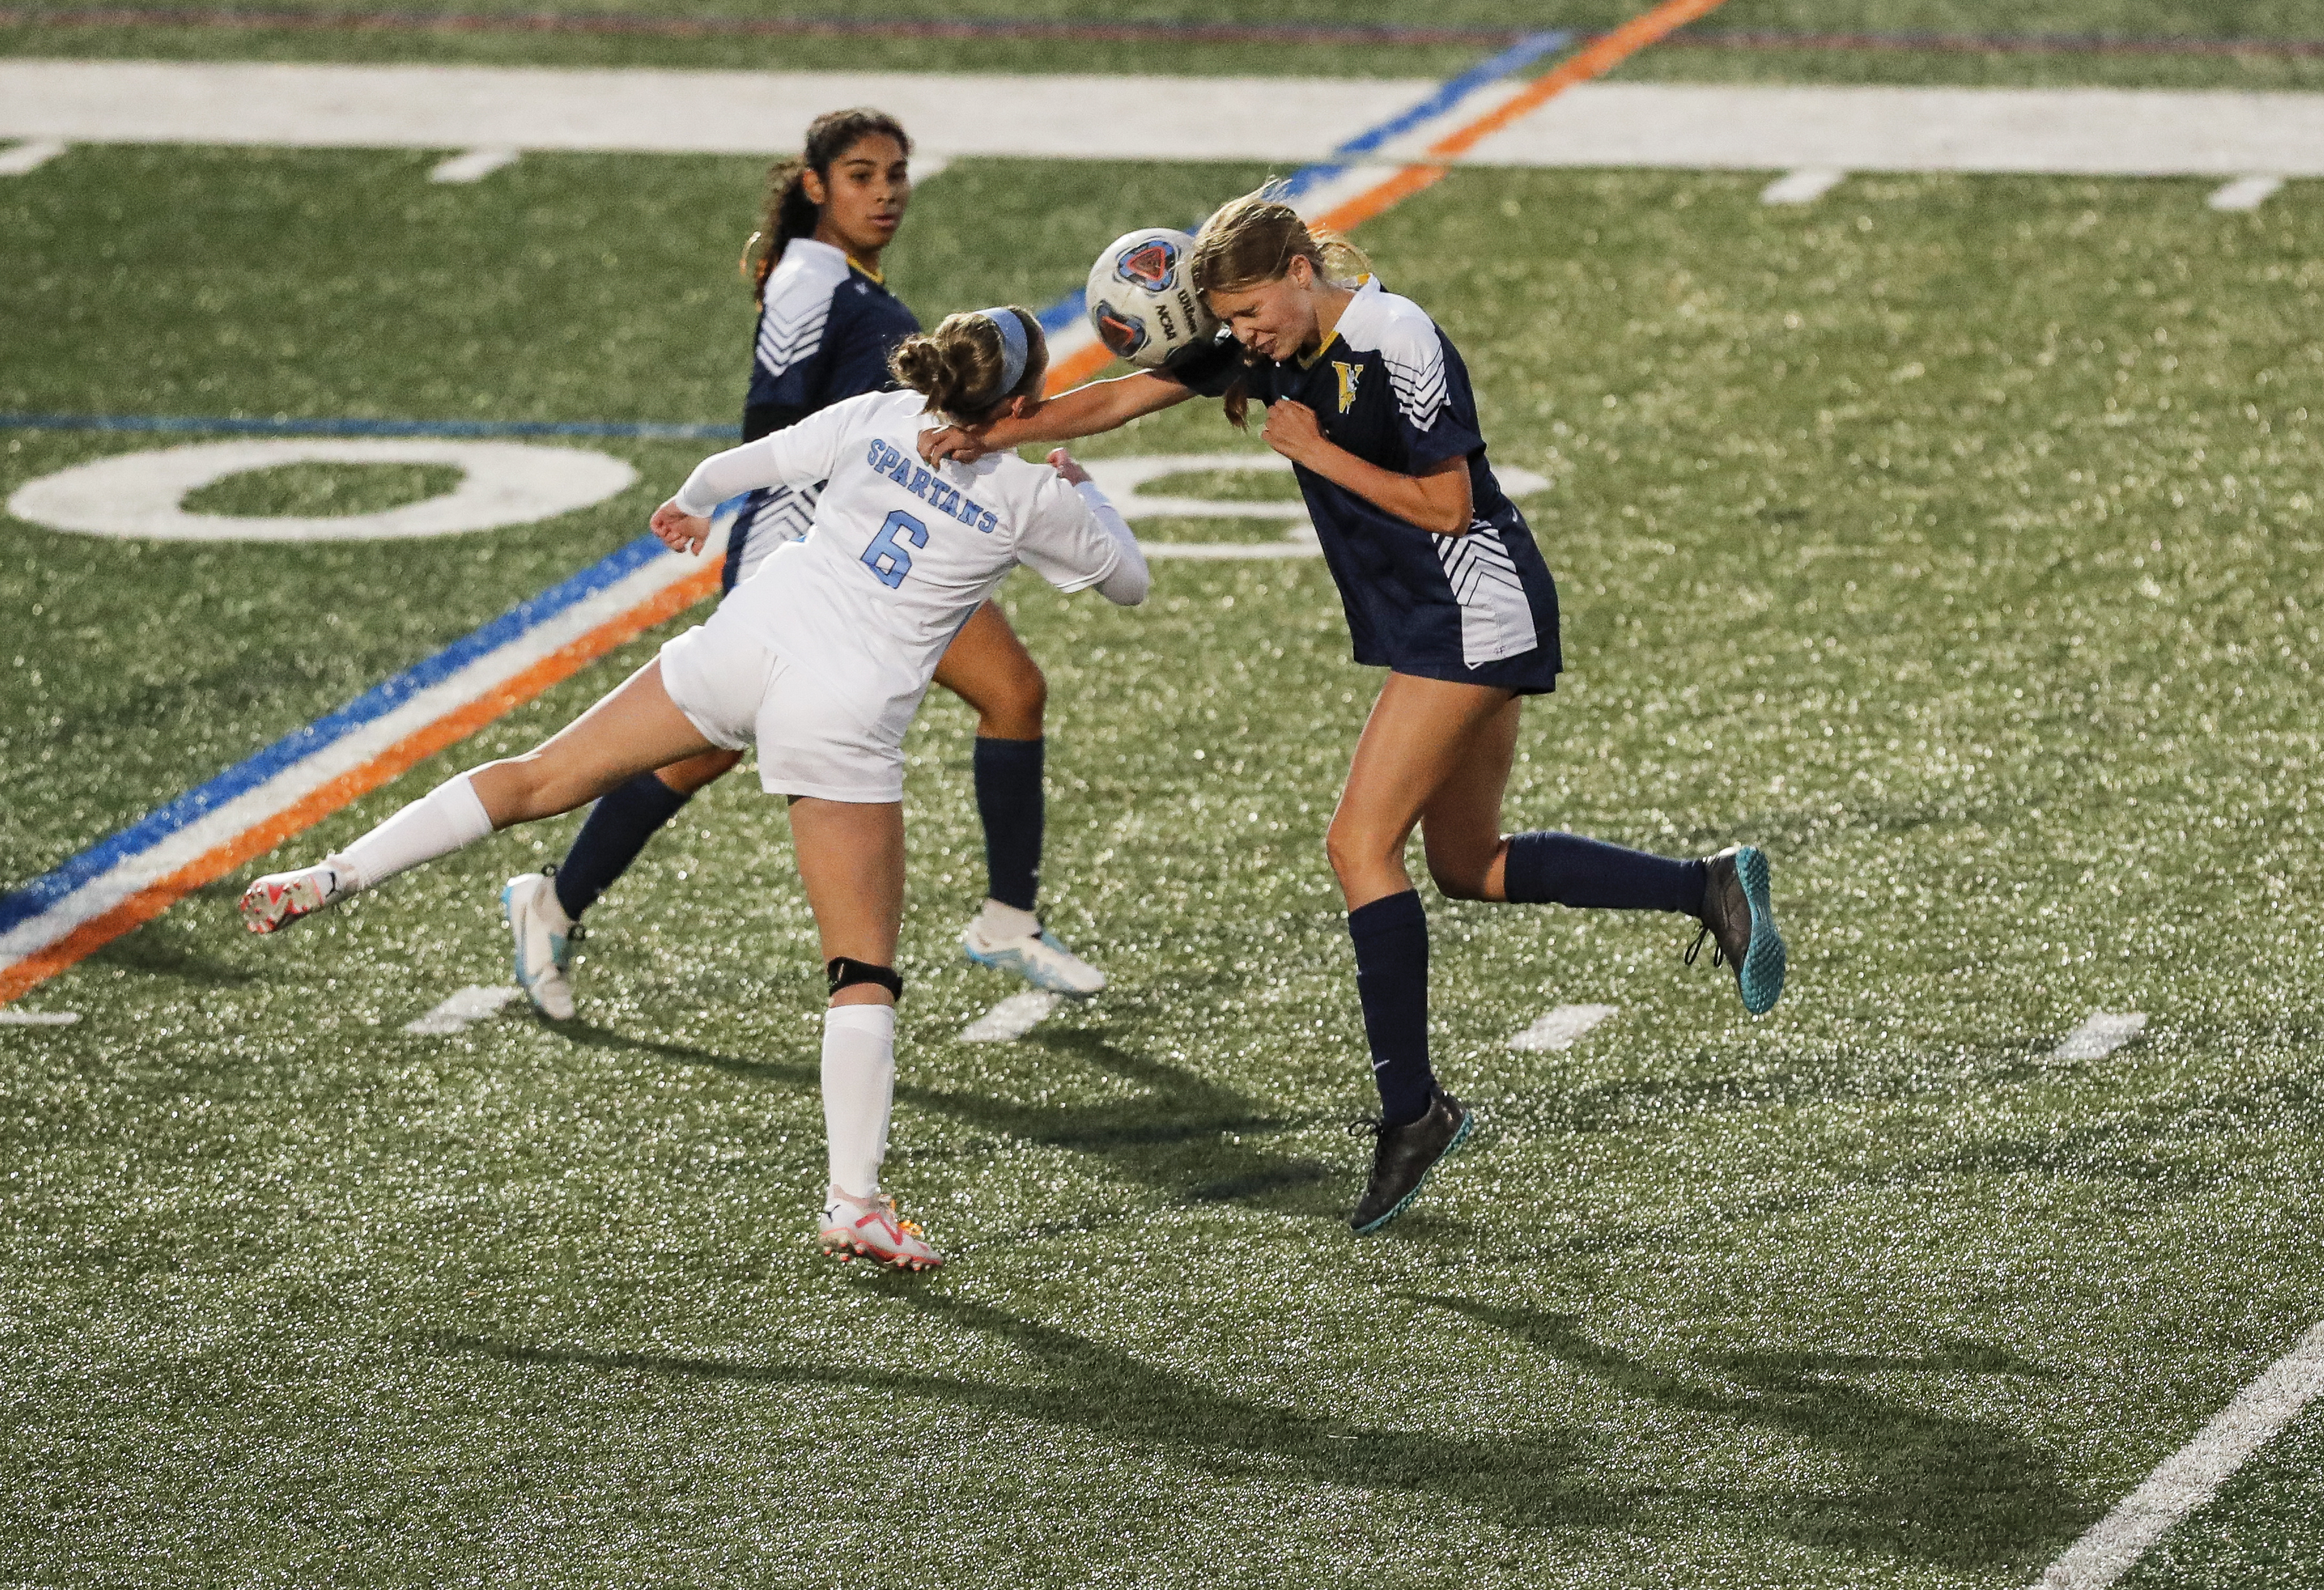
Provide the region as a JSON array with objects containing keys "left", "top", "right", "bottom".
[{"left": 5, "top": 139, "right": 2324, "bottom": 1586}]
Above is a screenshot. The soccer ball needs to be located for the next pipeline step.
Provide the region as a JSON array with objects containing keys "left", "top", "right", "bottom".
[{"left": 1085, "top": 228, "right": 1218, "bottom": 369}]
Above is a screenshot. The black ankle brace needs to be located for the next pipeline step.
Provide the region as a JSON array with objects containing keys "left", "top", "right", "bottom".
[{"left": 826, "top": 958, "right": 904, "bottom": 1000}]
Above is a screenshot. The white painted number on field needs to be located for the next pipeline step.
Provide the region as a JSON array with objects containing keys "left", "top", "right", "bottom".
[
  {"left": 0, "top": 138, "right": 66, "bottom": 175},
  {"left": 2051, "top": 1012, "right": 2146, "bottom": 1061},
  {"left": 2035, "top": 1322, "right": 2324, "bottom": 1589},
  {"left": 0, "top": 1009, "right": 80, "bottom": 1025},
  {"left": 1075, "top": 453, "right": 1550, "bottom": 561},
  {"left": 960, "top": 991, "right": 1059, "bottom": 1043},
  {"left": 1760, "top": 167, "right": 1846, "bottom": 205},
  {"left": 1509, "top": 1003, "right": 1618, "bottom": 1052},
  {"left": 8, "top": 438, "right": 636, "bottom": 542},
  {"left": 2207, "top": 175, "right": 2283, "bottom": 212},
  {"left": 403, "top": 985, "right": 523, "bottom": 1035},
  {"left": 429, "top": 147, "right": 521, "bottom": 183}
]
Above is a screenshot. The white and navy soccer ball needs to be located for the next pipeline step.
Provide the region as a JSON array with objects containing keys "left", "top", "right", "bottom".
[{"left": 1084, "top": 228, "right": 1218, "bottom": 369}]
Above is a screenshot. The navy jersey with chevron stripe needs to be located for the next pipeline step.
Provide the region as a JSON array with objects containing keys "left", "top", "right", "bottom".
[
  {"left": 729, "top": 238, "right": 920, "bottom": 592},
  {"left": 1230, "top": 277, "right": 1560, "bottom": 693}
]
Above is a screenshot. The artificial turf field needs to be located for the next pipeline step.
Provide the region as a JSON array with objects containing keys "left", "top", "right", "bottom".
[{"left": 6, "top": 19, "right": 2324, "bottom": 1587}]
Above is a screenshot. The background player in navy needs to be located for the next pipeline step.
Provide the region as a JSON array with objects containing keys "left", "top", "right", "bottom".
[
  {"left": 501, "top": 109, "right": 1107, "bottom": 1020},
  {"left": 923, "top": 190, "right": 1788, "bottom": 1236}
]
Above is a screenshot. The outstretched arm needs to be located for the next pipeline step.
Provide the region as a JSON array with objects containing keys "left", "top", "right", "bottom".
[{"left": 920, "top": 372, "right": 1195, "bottom": 464}]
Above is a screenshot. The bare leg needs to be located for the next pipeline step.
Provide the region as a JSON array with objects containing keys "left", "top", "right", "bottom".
[
  {"left": 653, "top": 746, "right": 744, "bottom": 795},
  {"left": 932, "top": 598, "right": 1046, "bottom": 739},
  {"left": 787, "top": 796, "right": 906, "bottom": 1007},
  {"left": 468, "top": 659, "right": 717, "bottom": 826},
  {"left": 1324, "top": 674, "right": 1521, "bottom": 910},
  {"left": 1418, "top": 695, "right": 1524, "bottom": 903}
]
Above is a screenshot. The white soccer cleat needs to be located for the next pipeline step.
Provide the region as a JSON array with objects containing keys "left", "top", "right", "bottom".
[
  {"left": 500, "top": 870, "right": 579, "bottom": 1021},
  {"left": 960, "top": 904, "right": 1106, "bottom": 998},
  {"left": 237, "top": 862, "right": 349, "bottom": 935},
  {"left": 818, "top": 1187, "right": 944, "bottom": 1271}
]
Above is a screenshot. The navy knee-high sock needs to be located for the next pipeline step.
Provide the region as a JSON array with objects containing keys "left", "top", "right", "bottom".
[
  {"left": 552, "top": 772, "right": 694, "bottom": 920},
  {"left": 1503, "top": 831, "right": 1707, "bottom": 916},
  {"left": 1349, "top": 891, "right": 1435, "bottom": 1127},
  {"left": 973, "top": 736, "right": 1044, "bottom": 912}
]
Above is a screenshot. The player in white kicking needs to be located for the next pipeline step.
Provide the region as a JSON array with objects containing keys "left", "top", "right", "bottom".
[{"left": 238, "top": 306, "right": 1149, "bottom": 1271}]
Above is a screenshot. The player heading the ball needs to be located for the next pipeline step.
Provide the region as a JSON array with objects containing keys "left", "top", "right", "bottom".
[
  {"left": 239, "top": 305, "right": 1151, "bottom": 1273},
  {"left": 925, "top": 189, "right": 1788, "bottom": 1237}
]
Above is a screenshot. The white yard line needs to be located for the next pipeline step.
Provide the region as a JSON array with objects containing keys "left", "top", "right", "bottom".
[
  {"left": 402, "top": 985, "right": 522, "bottom": 1035},
  {"left": 0, "top": 60, "right": 1453, "bottom": 164},
  {"left": 960, "top": 991, "right": 1059, "bottom": 1043},
  {"left": 0, "top": 1009, "right": 79, "bottom": 1025},
  {"left": 1508, "top": 1003, "right": 1618, "bottom": 1052},
  {"left": 0, "top": 137, "right": 67, "bottom": 175},
  {"left": 2051, "top": 1012, "right": 2147, "bottom": 1061},
  {"left": 1460, "top": 82, "right": 2324, "bottom": 177},
  {"left": 2036, "top": 1322, "right": 2324, "bottom": 1589},
  {"left": 429, "top": 147, "right": 521, "bottom": 184},
  {"left": 2207, "top": 174, "right": 2284, "bottom": 211},
  {"left": 1760, "top": 167, "right": 1847, "bottom": 204},
  {"left": 4, "top": 63, "right": 2323, "bottom": 177}
]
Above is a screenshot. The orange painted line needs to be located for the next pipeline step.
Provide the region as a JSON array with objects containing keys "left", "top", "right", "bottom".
[
  {"left": 1044, "top": 337, "right": 1116, "bottom": 396},
  {"left": 1427, "top": 0, "right": 1734, "bottom": 161},
  {"left": 1312, "top": 162, "right": 1453, "bottom": 235},
  {"left": 0, "top": 561, "right": 719, "bottom": 1005}
]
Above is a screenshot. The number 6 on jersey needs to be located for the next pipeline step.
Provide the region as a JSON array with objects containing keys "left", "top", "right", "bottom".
[{"left": 861, "top": 508, "right": 927, "bottom": 588}]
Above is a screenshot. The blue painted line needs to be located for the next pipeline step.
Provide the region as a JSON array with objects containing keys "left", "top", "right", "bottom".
[
  {"left": 0, "top": 531, "right": 673, "bottom": 937},
  {"left": 1033, "top": 29, "right": 1569, "bottom": 337},
  {"left": 0, "top": 412, "right": 740, "bottom": 441},
  {"left": 1326, "top": 29, "right": 1570, "bottom": 162}
]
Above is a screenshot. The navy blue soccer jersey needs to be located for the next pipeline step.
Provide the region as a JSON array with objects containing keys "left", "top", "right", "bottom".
[
  {"left": 728, "top": 238, "right": 921, "bottom": 591},
  {"left": 1201, "top": 277, "right": 1561, "bottom": 693}
]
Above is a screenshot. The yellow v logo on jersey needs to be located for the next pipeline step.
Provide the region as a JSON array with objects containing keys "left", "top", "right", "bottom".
[{"left": 1332, "top": 360, "right": 1362, "bottom": 414}]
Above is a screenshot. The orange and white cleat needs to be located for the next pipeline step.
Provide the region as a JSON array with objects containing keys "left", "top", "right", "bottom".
[
  {"left": 238, "top": 862, "right": 350, "bottom": 935},
  {"left": 818, "top": 1186, "right": 944, "bottom": 1271}
]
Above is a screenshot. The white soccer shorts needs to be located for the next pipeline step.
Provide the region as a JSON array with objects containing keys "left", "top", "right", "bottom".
[{"left": 657, "top": 614, "right": 906, "bottom": 804}]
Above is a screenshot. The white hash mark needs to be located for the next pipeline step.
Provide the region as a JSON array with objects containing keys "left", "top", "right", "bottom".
[
  {"left": 960, "top": 991, "right": 1059, "bottom": 1043},
  {"left": 1509, "top": 1003, "right": 1618, "bottom": 1053},
  {"left": 403, "top": 985, "right": 523, "bottom": 1034},
  {"left": 2051, "top": 1012, "right": 2146, "bottom": 1062}
]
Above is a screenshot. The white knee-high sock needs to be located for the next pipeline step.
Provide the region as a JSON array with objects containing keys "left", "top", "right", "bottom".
[
  {"left": 329, "top": 774, "right": 495, "bottom": 893},
  {"left": 821, "top": 1003, "right": 897, "bottom": 1201}
]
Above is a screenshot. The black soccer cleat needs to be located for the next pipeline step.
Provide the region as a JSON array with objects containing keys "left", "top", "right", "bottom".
[
  {"left": 1688, "top": 844, "right": 1786, "bottom": 1015},
  {"left": 1348, "top": 1087, "right": 1474, "bottom": 1236}
]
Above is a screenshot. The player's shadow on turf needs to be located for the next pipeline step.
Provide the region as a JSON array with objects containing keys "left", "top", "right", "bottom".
[
  {"left": 912, "top": 1028, "right": 1338, "bottom": 1215},
  {"left": 550, "top": 1020, "right": 1338, "bottom": 1215},
  {"left": 439, "top": 1291, "right": 1596, "bottom": 1521},
  {"left": 1409, "top": 1296, "right": 2088, "bottom": 1568},
  {"left": 95, "top": 888, "right": 262, "bottom": 986}
]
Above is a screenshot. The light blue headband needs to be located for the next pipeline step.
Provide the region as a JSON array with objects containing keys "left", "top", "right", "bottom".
[{"left": 976, "top": 307, "right": 1029, "bottom": 400}]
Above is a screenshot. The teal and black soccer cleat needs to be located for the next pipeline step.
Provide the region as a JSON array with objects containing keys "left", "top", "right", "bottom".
[
  {"left": 1348, "top": 1088, "right": 1474, "bottom": 1236},
  {"left": 1690, "top": 844, "right": 1786, "bottom": 1015}
]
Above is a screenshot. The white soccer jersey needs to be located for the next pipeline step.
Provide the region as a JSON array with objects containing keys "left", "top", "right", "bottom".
[{"left": 672, "top": 389, "right": 1140, "bottom": 737}]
